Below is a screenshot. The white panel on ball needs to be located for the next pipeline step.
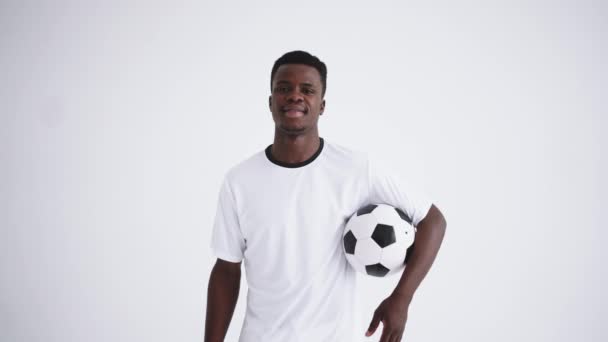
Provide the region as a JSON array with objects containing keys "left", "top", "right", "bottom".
[
  {"left": 354, "top": 238, "right": 382, "bottom": 265},
  {"left": 371, "top": 204, "right": 405, "bottom": 228},
  {"left": 380, "top": 239, "right": 408, "bottom": 271},
  {"left": 400, "top": 224, "right": 416, "bottom": 247},
  {"left": 347, "top": 214, "right": 380, "bottom": 240}
]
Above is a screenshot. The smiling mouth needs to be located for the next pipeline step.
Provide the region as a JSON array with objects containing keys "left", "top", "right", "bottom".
[
  {"left": 284, "top": 109, "right": 305, "bottom": 118},
  {"left": 282, "top": 106, "right": 307, "bottom": 118}
]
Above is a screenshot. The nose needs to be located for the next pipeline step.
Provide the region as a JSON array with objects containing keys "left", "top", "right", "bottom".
[{"left": 286, "top": 89, "right": 304, "bottom": 103}]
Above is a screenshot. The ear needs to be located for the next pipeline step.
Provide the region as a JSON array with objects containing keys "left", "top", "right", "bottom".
[
  {"left": 268, "top": 96, "right": 272, "bottom": 111},
  {"left": 320, "top": 99, "right": 326, "bottom": 115}
]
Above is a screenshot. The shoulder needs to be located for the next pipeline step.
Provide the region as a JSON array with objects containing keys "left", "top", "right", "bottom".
[
  {"left": 322, "top": 138, "right": 370, "bottom": 168},
  {"left": 222, "top": 148, "right": 268, "bottom": 185}
]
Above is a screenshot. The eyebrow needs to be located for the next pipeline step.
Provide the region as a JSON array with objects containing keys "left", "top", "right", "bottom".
[{"left": 275, "top": 80, "right": 316, "bottom": 88}]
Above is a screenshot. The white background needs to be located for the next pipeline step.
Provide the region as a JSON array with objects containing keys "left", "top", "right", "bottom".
[{"left": 1, "top": 1, "right": 606, "bottom": 341}]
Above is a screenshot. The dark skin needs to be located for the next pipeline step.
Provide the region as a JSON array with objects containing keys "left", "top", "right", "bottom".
[
  {"left": 205, "top": 64, "right": 326, "bottom": 342},
  {"left": 204, "top": 259, "right": 241, "bottom": 342},
  {"left": 365, "top": 204, "right": 446, "bottom": 342},
  {"left": 268, "top": 63, "right": 326, "bottom": 163},
  {"left": 204, "top": 63, "right": 447, "bottom": 342}
]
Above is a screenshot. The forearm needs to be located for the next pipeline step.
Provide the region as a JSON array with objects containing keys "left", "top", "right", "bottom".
[
  {"left": 392, "top": 204, "right": 446, "bottom": 304},
  {"left": 204, "top": 264, "right": 241, "bottom": 342}
]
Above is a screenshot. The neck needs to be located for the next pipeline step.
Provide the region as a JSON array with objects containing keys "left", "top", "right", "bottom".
[{"left": 271, "top": 129, "right": 321, "bottom": 164}]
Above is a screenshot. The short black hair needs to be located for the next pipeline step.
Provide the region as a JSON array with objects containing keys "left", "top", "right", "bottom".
[{"left": 270, "top": 50, "right": 327, "bottom": 96}]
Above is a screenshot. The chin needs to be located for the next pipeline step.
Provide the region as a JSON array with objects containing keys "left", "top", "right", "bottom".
[{"left": 278, "top": 124, "right": 307, "bottom": 135}]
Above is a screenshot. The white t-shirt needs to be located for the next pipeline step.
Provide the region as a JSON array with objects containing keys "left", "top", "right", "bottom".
[{"left": 210, "top": 137, "right": 432, "bottom": 342}]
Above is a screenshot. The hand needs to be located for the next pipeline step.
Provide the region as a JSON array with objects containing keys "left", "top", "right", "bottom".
[{"left": 365, "top": 294, "right": 410, "bottom": 342}]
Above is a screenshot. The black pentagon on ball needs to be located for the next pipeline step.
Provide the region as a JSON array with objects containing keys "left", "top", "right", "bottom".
[
  {"left": 343, "top": 230, "right": 357, "bottom": 254},
  {"left": 371, "top": 224, "right": 396, "bottom": 248},
  {"left": 395, "top": 207, "right": 412, "bottom": 224},
  {"left": 357, "top": 204, "right": 377, "bottom": 216},
  {"left": 366, "top": 263, "right": 390, "bottom": 277}
]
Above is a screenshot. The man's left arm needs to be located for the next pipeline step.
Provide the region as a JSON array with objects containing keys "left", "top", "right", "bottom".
[{"left": 366, "top": 204, "right": 447, "bottom": 342}]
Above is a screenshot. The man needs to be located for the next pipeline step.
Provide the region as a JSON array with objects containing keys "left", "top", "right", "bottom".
[{"left": 205, "top": 51, "right": 446, "bottom": 342}]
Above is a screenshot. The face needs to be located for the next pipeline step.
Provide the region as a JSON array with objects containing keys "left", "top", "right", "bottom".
[{"left": 269, "top": 64, "right": 325, "bottom": 136}]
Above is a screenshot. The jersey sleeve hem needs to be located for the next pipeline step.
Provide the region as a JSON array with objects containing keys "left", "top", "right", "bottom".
[
  {"left": 211, "top": 246, "right": 244, "bottom": 263},
  {"left": 413, "top": 200, "right": 434, "bottom": 227}
]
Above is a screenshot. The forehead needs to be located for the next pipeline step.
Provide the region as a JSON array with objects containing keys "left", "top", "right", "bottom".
[{"left": 273, "top": 64, "right": 322, "bottom": 86}]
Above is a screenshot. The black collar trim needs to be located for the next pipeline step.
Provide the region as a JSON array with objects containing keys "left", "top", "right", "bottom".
[{"left": 265, "top": 138, "right": 324, "bottom": 168}]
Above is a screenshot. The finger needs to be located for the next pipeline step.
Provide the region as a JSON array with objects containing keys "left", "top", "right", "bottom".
[{"left": 365, "top": 311, "right": 381, "bottom": 336}]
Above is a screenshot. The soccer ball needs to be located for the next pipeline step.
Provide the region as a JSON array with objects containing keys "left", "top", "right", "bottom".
[{"left": 342, "top": 204, "right": 416, "bottom": 277}]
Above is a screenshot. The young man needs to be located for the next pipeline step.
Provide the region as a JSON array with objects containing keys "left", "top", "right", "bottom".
[{"left": 205, "top": 51, "right": 447, "bottom": 342}]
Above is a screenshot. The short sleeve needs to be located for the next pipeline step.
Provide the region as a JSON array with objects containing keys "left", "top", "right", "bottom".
[
  {"left": 367, "top": 155, "right": 433, "bottom": 227},
  {"left": 210, "top": 177, "right": 246, "bottom": 262}
]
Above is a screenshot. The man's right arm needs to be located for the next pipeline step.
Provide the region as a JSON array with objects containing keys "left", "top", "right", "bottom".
[{"left": 204, "top": 258, "right": 242, "bottom": 342}]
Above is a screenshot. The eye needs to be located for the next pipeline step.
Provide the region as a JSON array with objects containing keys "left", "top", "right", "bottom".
[
  {"left": 302, "top": 88, "right": 315, "bottom": 95},
  {"left": 275, "top": 86, "right": 290, "bottom": 93}
]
